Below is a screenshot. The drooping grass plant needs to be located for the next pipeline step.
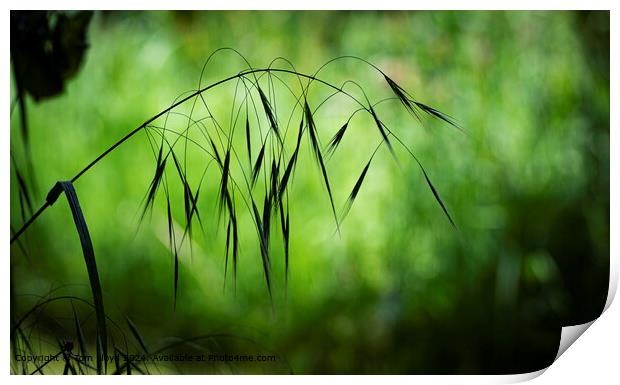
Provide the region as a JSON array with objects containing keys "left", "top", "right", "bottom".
[
  {"left": 10, "top": 49, "right": 461, "bottom": 373},
  {"left": 11, "top": 292, "right": 287, "bottom": 374}
]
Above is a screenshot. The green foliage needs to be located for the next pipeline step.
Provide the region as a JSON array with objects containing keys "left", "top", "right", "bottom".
[{"left": 10, "top": 11, "right": 609, "bottom": 374}]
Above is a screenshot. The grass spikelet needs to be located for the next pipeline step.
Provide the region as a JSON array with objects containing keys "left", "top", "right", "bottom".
[
  {"left": 245, "top": 116, "right": 252, "bottom": 166},
  {"left": 219, "top": 148, "right": 231, "bottom": 215},
  {"left": 325, "top": 121, "right": 349, "bottom": 157},
  {"left": 414, "top": 101, "right": 463, "bottom": 132},
  {"left": 223, "top": 192, "right": 239, "bottom": 287},
  {"left": 383, "top": 74, "right": 421, "bottom": 121},
  {"left": 295, "top": 115, "right": 305, "bottom": 150},
  {"left": 278, "top": 199, "right": 290, "bottom": 288},
  {"left": 251, "top": 144, "right": 266, "bottom": 186},
  {"left": 278, "top": 151, "right": 298, "bottom": 203},
  {"left": 270, "top": 159, "right": 279, "bottom": 204},
  {"left": 369, "top": 105, "right": 395, "bottom": 158},
  {"left": 165, "top": 191, "right": 176, "bottom": 258},
  {"left": 173, "top": 247, "right": 179, "bottom": 309},
  {"left": 304, "top": 99, "right": 340, "bottom": 234},
  {"left": 170, "top": 150, "right": 201, "bottom": 234},
  {"left": 10, "top": 53, "right": 463, "bottom": 341},
  {"left": 231, "top": 213, "right": 238, "bottom": 287},
  {"left": 252, "top": 198, "right": 272, "bottom": 298},
  {"left": 258, "top": 86, "right": 282, "bottom": 143},
  {"left": 141, "top": 146, "right": 167, "bottom": 220},
  {"left": 341, "top": 158, "right": 372, "bottom": 221},
  {"left": 224, "top": 217, "right": 231, "bottom": 286},
  {"left": 262, "top": 194, "right": 272, "bottom": 254},
  {"left": 278, "top": 117, "right": 304, "bottom": 202},
  {"left": 209, "top": 138, "right": 222, "bottom": 165},
  {"left": 418, "top": 163, "right": 457, "bottom": 229}
]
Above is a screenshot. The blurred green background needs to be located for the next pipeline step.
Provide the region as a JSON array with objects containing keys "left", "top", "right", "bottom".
[{"left": 10, "top": 11, "right": 609, "bottom": 374}]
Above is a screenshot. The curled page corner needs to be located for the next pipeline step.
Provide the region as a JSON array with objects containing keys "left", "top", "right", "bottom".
[
  {"left": 554, "top": 320, "right": 595, "bottom": 361},
  {"left": 548, "top": 255, "right": 618, "bottom": 367},
  {"left": 604, "top": 256, "right": 619, "bottom": 312},
  {"left": 501, "top": 321, "right": 595, "bottom": 383},
  {"left": 502, "top": 368, "right": 547, "bottom": 383}
]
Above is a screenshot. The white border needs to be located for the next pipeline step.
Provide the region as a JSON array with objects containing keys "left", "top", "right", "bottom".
[{"left": 3, "top": 2, "right": 618, "bottom": 384}]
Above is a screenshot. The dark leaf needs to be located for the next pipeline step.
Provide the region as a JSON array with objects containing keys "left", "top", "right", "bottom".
[{"left": 45, "top": 181, "right": 107, "bottom": 374}]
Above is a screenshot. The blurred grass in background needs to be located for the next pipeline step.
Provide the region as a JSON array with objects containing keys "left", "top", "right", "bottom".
[{"left": 10, "top": 11, "right": 609, "bottom": 374}]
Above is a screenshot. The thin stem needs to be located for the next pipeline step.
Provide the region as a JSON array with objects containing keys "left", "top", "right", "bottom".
[{"left": 10, "top": 67, "right": 374, "bottom": 245}]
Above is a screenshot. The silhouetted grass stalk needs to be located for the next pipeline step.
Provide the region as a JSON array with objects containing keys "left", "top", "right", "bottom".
[{"left": 11, "top": 51, "right": 461, "bottom": 374}]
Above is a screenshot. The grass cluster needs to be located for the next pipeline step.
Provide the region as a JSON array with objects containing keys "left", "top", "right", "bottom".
[{"left": 10, "top": 49, "right": 459, "bottom": 374}]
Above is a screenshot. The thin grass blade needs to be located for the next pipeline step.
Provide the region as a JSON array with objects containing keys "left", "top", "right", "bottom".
[
  {"left": 71, "top": 302, "right": 88, "bottom": 359},
  {"left": 126, "top": 317, "right": 149, "bottom": 354}
]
